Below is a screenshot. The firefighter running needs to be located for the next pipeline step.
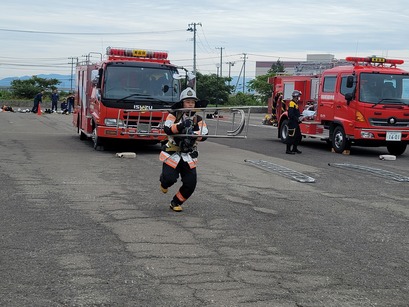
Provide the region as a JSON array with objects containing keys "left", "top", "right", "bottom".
[
  {"left": 159, "top": 87, "right": 208, "bottom": 212},
  {"left": 286, "top": 90, "right": 302, "bottom": 154}
]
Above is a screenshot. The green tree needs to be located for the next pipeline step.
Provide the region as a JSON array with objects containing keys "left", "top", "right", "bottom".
[
  {"left": 247, "top": 60, "right": 286, "bottom": 104},
  {"left": 0, "top": 89, "right": 13, "bottom": 100},
  {"left": 10, "top": 76, "right": 61, "bottom": 99},
  {"left": 227, "top": 92, "right": 259, "bottom": 106},
  {"left": 196, "top": 72, "right": 234, "bottom": 105},
  {"left": 269, "top": 59, "right": 285, "bottom": 74},
  {"left": 247, "top": 73, "right": 274, "bottom": 103}
]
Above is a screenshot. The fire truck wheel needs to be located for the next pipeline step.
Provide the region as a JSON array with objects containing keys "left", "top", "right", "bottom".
[
  {"left": 386, "top": 143, "right": 407, "bottom": 156},
  {"left": 92, "top": 127, "right": 104, "bottom": 151},
  {"left": 332, "top": 126, "right": 350, "bottom": 153},
  {"left": 280, "top": 119, "right": 289, "bottom": 143}
]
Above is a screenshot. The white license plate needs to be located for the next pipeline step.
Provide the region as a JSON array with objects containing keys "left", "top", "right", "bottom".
[
  {"left": 386, "top": 131, "right": 401, "bottom": 141},
  {"left": 137, "top": 123, "right": 150, "bottom": 133}
]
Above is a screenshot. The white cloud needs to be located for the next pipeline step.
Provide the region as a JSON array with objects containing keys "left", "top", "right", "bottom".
[{"left": 1, "top": 0, "right": 409, "bottom": 79}]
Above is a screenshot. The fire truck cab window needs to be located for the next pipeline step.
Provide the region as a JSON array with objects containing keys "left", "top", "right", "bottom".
[
  {"left": 103, "top": 66, "right": 180, "bottom": 102},
  {"left": 382, "top": 82, "right": 397, "bottom": 98},
  {"left": 340, "top": 76, "right": 355, "bottom": 96},
  {"left": 360, "top": 74, "right": 381, "bottom": 103},
  {"left": 323, "top": 76, "right": 336, "bottom": 92}
]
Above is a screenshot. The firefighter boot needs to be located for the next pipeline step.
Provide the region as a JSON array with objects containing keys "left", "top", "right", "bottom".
[
  {"left": 160, "top": 184, "right": 168, "bottom": 194},
  {"left": 292, "top": 146, "right": 302, "bottom": 154},
  {"left": 286, "top": 144, "right": 295, "bottom": 154},
  {"left": 170, "top": 200, "right": 183, "bottom": 212}
]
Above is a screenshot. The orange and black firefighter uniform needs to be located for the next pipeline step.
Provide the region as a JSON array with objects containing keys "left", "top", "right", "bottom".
[{"left": 159, "top": 87, "right": 208, "bottom": 212}]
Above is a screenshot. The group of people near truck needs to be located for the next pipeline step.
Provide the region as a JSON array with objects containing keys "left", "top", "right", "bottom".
[{"left": 31, "top": 90, "right": 75, "bottom": 114}]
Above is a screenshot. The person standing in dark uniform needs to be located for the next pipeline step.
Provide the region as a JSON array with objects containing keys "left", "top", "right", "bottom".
[
  {"left": 286, "top": 90, "right": 302, "bottom": 154},
  {"left": 66, "top": 93, "right": 75, "bottom": 113},
  {"left": 51, "top": 89, "right": 59, "bottom": 112},
  {"left": 31, "top": 90, "right": 44, "bottom": 113},
  {"left": 159, "top": 87, "right": 208, "bottom": 212}
]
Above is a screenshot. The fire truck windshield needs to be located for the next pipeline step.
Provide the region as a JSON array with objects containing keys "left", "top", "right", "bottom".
[
  {"left": 102, "top": 65, "right": 181, "bottom": 103},
  {"left": 359, "top": 73, "right": 409, "bottom": 105}
]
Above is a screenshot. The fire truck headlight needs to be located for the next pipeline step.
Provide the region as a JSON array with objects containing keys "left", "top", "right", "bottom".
[
  {"left": 104, "top": 118, "right": 124, "bottom": 127},
  {"left": 361, "top": 131, "right": 374, "bottom": 139}
]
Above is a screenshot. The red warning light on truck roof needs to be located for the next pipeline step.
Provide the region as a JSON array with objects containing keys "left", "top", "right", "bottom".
[
  {"left": 346, "top": 56, "right": 404, "bottom": 65},
  {"left": 106, "top": 47, "right": 168, "bottom": 60}
]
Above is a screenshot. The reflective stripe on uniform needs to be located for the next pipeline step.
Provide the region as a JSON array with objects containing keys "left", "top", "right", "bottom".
[
  {"left": 171, "top": 124, "right": 179, "bottom": 134},
  {"left": 181, "top": 152, "right": 197, "bottom": 169},
  {"left": 176, "top": 191, "right": 187, "bottom": 203},
  {"left": 187, "top": 160, "right": 197, "bottom": 169},
  {"left": 159, "top": 151, "right": 180, "bottom": 169}
]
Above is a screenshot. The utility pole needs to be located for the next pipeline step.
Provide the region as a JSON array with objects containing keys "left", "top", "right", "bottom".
[
  {"left": 242, "top": 53, "right": 248, "bottom": 93},
  {"left": 68, "top": 57, "right": 78, "bottom": 93},
  {"left": 81, "top": 54, "right": 90, "bottom": 65},
  {"left": 215, "top": 47, "right": 224, "bottom": 77},
  {"left": 226, "top": 61, "right": 235, "bottom": 85},
  {"left": 187, "top": 22, "right": 202, "bottom": 77}
]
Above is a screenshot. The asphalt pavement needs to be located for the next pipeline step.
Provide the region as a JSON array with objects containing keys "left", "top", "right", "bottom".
[{"left": 0, "top": 110, "right": 408, "bottom": 307}]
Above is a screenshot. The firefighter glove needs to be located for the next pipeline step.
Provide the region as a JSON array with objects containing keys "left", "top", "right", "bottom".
[
  {"left": 183, "top": 119, "right": 193, "bottom": 127},
  {"left": 178, "top": 119, "right": 192, "bottom": 130},
  {"left": 189, "top": 150, "right": 199, "bottom": 159}
]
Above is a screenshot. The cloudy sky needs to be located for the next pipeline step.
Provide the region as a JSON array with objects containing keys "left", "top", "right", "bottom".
[{"left": 1, "top": 0, "right": 409, "bottom": 80}]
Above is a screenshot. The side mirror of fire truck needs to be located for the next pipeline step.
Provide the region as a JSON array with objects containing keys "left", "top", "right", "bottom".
[
  {"left": 345, "top": 76, "right": 356, "bottom": 105},
  {"left": 173, "top": 73, "right": 183, "bottom": 80},
  {"left": 346, "top": 75, "right": 354, "bottom": 88},
  {"left": 92, "top": 76, "right": 99, "bottom": 87},
  {"left": 187, "top": 72, "right": 196, "bottom": 81},
  {"left": 91, "top": 69, "right": 100, "bottom": 88},
  {"left": 345, "top": 92, "right": 353, "bottom": 105},
  {"left": 97, "top": 68, "right": 103, "bottom": 89}
]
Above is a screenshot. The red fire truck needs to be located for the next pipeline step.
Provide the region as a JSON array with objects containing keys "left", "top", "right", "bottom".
[
  {"left": 73, "top": 47, "right": 187, "bottom": 150},
  {"left": 269, "top": 56, "right": 409, "bottom": 155}
]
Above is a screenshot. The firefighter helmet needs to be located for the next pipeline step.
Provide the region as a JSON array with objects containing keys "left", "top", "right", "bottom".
[
  {"left": 180, "top": 87, "right": 198, "bottom": 101},
  {"left": 292, "top": 90, "right": 302, "bottom": 97}
]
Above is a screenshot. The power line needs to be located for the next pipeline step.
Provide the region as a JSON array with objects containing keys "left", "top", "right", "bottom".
[
  {"left": 0, "top": 56, "right": 69, "bottom": 61},
  {"left": 198, "top": 27, "right": 216, "bottom": 54},
  {"left": 0, "top": 28, "right": 185, "bottom": 36},
  {"left": 0, "top": 63, "right": 70, "bottom": 67}
]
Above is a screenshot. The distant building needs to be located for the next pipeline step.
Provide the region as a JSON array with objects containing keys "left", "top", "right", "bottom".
[{"left": 255, "top": 54, "right": 349, "bottom": 77}]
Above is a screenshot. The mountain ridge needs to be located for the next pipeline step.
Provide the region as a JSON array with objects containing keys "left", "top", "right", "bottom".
[{"left": 0, "top": 74, "right": 74, "bottom": 89}]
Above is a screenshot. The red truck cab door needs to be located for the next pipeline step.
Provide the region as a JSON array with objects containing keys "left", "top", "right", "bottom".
[
  {"left": 317, "top": 75, "right": 336, "bottom": 121},
  {"left": 334, "top": 74, "right": 356, "bottom": 127}
]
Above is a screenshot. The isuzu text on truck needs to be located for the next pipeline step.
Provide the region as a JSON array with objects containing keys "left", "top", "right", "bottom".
[
  {"left": 73, "top": 47, "right": 188, "bottom": 150},
  {"left": 269, "top": 56, "right": 409, "bottom": 155}
]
